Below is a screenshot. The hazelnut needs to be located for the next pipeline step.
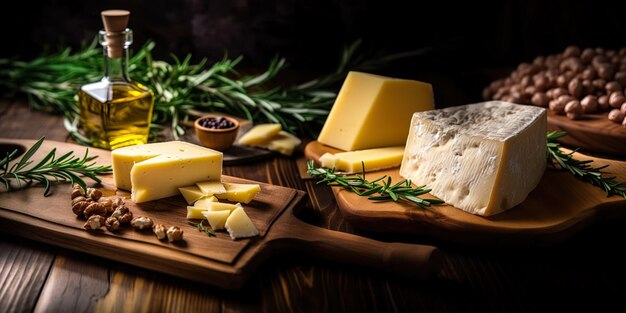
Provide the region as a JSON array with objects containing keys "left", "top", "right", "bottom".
[
  {"left": 568, "top": 78, "right": 583, "bottom": 98},
  {"left": 581, "top": 48, "right": 595, "bottom": 63},
  {"left": 608, "top": 109, "right": 625, "bottom": 123},
  {"left": 557, "top": 74, "right": 571, "bottom": 88},
  {"left": 622, "top": 102, "right": 626, "bottom": 115},
  {"left": 552, "top": 87, "right": 569, "bottom": 99},
  {"left": 599, "top": 95, "right": 610, "bottom": 111},
  {"left": 166, "top": 226, "right": 184, "bottom": 242},
  {"left": 592, "top": 79, "right": 607, "bottom": 91},
  {"left": 609, "top": 91, "right": 625, "bottom": 108},
  {"left": 71, "top": 185, "right": 84, "bottom": 200},
  {"left": 592, "top": 55, "right": 609, "bottom": 67},
  {"left": 83, "top": 202, "right": 107, "bottom": 218},
  {"left": 565, "top": 100, "right": 584, "bottom": 120},
  {"left": 557, "top": 95, "right": 575, "bottom": 106},
  {"left": 84, "top": 215, "right": 105, "bottom": 230},
  {"left": 524, "top": 86, "right": 536, "bottom": 95},
  {"left": 549, "top": 99, "right": 566, "bottom": 114},
  {"left": 560, "top": 58, "right": 583, "bottom": 73},
  {"left": 580, "top": 95, "right": 599, "bottom": 113},
  {"left": 582, "top": 79, "right": 593, "bottom": 94},
  {"left": 607, "top": 50, "right": 617, "bottom": 58},
  {"left": 615, "top": 72, "right": 626, "bottom": 86},
  {"left": 597, "top": 64, "right": 615, "bottom": 80},
  {"left": 606, "top": 81, "right": 622, "bottom": 94},
  {"left": 533, "top": 55, "right": 546, "bottom": 66},
  {"left": 520, "top": 75, "right": 532, "bottom": 87},
  {"left": 86, "top": 188, "right": 102, "bottom": 201},
  {"left": 531, "top": 92, "right": 549, "bottom": 107},
  {"left": 534, "top": 76, "right": 550, "bottom": 91},
  {"left": 131, "top": 216, "right": 153, "bottom": 230},
  {"left": 153, "top": 224, "right": 167, "bottom": 240},
  {"left": 105, "top": 217, "right": 120, "bottom": 232},
  {"left": 563, "top": 46, "right": 581, "bottom": 58},
  {"left": 582, "top": 67, "right": 597, "bottom": 80}
]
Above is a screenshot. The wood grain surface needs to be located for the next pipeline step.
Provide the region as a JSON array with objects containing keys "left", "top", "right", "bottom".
[
  {"left": 3, "top": 100, "right": 626, "bottom": 312},
  {"left": 547, "top": 110, "right": 626, "bottom": 158},
  {"left": 305, "top": 140, "right": 626, "bottom": 246}
]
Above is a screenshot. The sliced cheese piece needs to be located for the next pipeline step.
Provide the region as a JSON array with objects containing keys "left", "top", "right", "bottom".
[
  {"left": 318, "top": 146, "right": 404, "bottom": 173},
  {"left": 238, "top": 124, "right": 282, "bottom": 145},
  {"left": 193, "top": 196, "right": 218, "bottom": 208},
  {"left": 195, "top": 181, "right": 226, "bottom": 196},
  {"left": 187, "top": 205, "right": 209, "bottom": 219},
  {"left": 197, "top": 201, "right": 241, "bottom": 213},
  {"left": 399, "top": 101, "right": 547, "bottom": 216},
  {"left": 178, "top": 186, "right": 205, "bottom": 204},
  {"left": 254, "top": 131, "right": 301, "bottom": 156},
  {"left": 112, "top": 141, "right": 222, "bottom": 203},
  {"left": 215, "top": 183, "right": 261, "bottom": 204},
  {"left": 202, "top": 210, "right": 231, "bottom": 230},
  {"left": 318, "top": 71, "right": 434, "bottom": 151},
  {"left": 225, "top": 206, "right": 259, "bottom": 239}
]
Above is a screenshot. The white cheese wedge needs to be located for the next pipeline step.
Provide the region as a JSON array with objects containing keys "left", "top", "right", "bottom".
[
  {"left": 225, "top": 206, "right": 259, "bottom": 239},
  {"left": 215, "top": 183, "right": 261, "bottom": 204},
  {"left": 112, "top": 141, "right": 222, "bottom": 203},
  {"left": 238, "top": 124, "right": 282, "bottom": 145},
  {"left": 202, "top": 210, "right": 231, "bottom": 230},
  {"left": 318, "top": 146, "right": 405, "bottom": 173},
  {"left": 399, "top": 101, "right": 547, "bottom": 216},
  {"left": 193, "top": 196, "right": 218, "bottom": 208},
  {"left": 178, "top": 186, "right": 205, "bottom": 204},
  {"left": 195, "top": 181, "right": 226, "bottom": 196}
]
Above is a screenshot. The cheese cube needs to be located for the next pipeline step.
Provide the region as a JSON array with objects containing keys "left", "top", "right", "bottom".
[
  {"left": 178, "top": 186, "right": 205, "bottom": 204},
  {"left": 112, "top": 141, "right": 222, "bottom": 203},
  {"left": 319, "top": 146, "right": 404, "bottom": 173},
  {"left": 238, "top": 124, "right": 282, "bottom": 145},
  {"left": 195, "top": 181, "right": 226, "bottom": 196},
  {"left": 318, "top": 71, "right": 434, "bottom": 151},
  {"left": 254, "top": 131, "right": 301, "bottom": 156},
  {"left": 215, "top": 183, "right": 261, "bottom": 204},
  {"left": 225, "top": 206, "right": 259, "bottom": 239},
  {"left": 400, "top": 101, "right": 547, "bottom": 216},
  {"left": 202, "top": 210, "right": 231, "bottom": 230}
]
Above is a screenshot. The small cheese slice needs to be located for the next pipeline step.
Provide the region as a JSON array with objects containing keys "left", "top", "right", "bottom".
[
  {"left": 318, "top": 146, "right": 404, "bottom": 173},
  {"left": 193, "top": 196, "right": 218, "bottom": 208},
  {"left": 215, "top": 183, "right": 261, "bottom": 204},
  {"left": 225, "top": 206, "right": 259, "bottom": 239},
  {"left": 238, "top": 124, "right": 282, "bottom": 145},
  {"left": 112, "top": 141, "right": 222, "bottom": 203},
  {"left": 399, "top": 101, "right": 547, "bottom": 216},
  {"left": 254, "top": 131, "right": 301, "bottom": 156},
  {"left": 195, "top": 181, "right": 226, "bottom": 196},
  {"left": 202, "top": 210, "right": 230, "bottom": 230},
  {"left": 318, "top": 71, "right": 434, "bottom": 151},
  {"left": 197, "top": 201, "right": 241, "bottom": 212},
  {"left": 178, "top": 186, "right": 205, "bottom": 204}
]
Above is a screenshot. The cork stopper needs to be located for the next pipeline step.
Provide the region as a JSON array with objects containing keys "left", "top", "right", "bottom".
[{"left": 101, "top": 10, "right": 130, "bottom": 58}]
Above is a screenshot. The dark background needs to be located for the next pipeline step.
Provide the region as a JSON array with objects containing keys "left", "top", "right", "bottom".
[{"left": 2, "top": 0, "right": 626, "bottom": 106}]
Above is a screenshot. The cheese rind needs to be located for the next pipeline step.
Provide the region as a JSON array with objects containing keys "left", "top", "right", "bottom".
[
  {"left": 215, "top": 183, "right": 261, "bottom": 204},
  {"left": 112, "top": 141, "right": 222, "bottom": 203},
  {"left": 319, "top": 146, "right": 404, "bottom": 173},
  {"left": 318, "top": 71, "right": 434, "bottom": 151},
  {"left": 225, "top": 206, "right": 259, "bottom": 239},
  {"left": 238, "top": 124, "right": 282, "bottom": 145},
  {"left": 399, "top": 101, "right": 547, "bottom": 216},
  {"left": 202, "top": 210, "right": 230, "bottom": 230}
]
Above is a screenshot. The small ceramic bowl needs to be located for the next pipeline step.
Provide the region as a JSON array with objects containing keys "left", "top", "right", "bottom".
[{"left": 194, "top": 114, "right": 240, "bottom": 151}]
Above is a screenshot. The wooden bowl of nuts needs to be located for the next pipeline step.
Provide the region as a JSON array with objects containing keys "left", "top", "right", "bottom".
[{"left": 194, "top": 114, "right": 240, "bottom": 151}]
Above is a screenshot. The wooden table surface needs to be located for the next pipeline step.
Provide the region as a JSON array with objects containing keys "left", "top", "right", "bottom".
[{"left": 2, "top": 99, "right": 626, "bottom": 313}]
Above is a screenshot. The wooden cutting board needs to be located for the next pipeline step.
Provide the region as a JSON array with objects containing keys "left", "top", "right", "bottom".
[
  {"left": 0, "top": 139, "right": 441, "bottom": 290},
  {"left": 547, "top": 110, "right": 626, "bottom": 158},
  {"left": 305, "top": 140, "right": 626, "bottom": 246}
]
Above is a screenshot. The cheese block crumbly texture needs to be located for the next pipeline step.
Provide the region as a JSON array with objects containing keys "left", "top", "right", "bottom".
[
  {"left": 178, "top": 186, "right": 206, "bottom": 204},
  {"left": 399, "top": 101, "right": 547, "bottom": 216},
  {"left": 195, "top": 181, "right": 226, "bottom": 196},
  {"left": 319, "top": 146, "right": 405, "bottom": 173},
  {"left": 203, "top": 210, "right": 230, "bottom": 230},
  {"left": 254, "top": 131, "right": 301, "bottom": 156},
  {"left": 112, "top": 141, "right": 222, "bottom": 203},
  {"left": 225, "top": 206, "right": 259, "bottom": 239},
  {"left": 238, "top": 124, "right": 282, "bottom": 145},
  {"left": 318, "top": 71, "right": 434, "bottom": 151},
  {"left": 215, "top": 183, "right": 261, "bottom": 204}
]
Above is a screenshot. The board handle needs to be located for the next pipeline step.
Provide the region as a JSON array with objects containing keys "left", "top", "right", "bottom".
[{"left": 279, "top": 220, "right": 442, "bottom": 281}]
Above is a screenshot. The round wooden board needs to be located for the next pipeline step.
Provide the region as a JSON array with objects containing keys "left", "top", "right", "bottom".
[
  {"left": 305, "top": 141, "right": 626, "bottom": 246},
  {"left": 547, "top": 110, "right": 626, "bottom": 158}
]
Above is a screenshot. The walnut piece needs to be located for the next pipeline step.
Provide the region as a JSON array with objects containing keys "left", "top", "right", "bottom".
[
  {"left": 84, "top": 215, "right": 105, "bottom": 230},
  {"left": 99, "top": 198, "right": 114, "bottom": 214},
  {"left": 83, "top": 202, "right": 107, "bottom": 218},
  {"left": 131, "top": 216, "right": 153, "bottom": 230},
  {"left": 71, "top": 197, "right": 93, "bottom": 216},
  {"left": 153, "top": 224, "right": 167, "bottom": 240},
  {"left": 112, "top": 206, "right": 133, "bottom": 224},
  {"left": 166, "top": 226, "right": 184, "bottom": 242},
  {"left": 105, "top": 217, "right": 120, "bottom": 232},
  {"left": 86, "top": 188, "right": 102, "bottom": 201},
  {"left": 71, "top": 185, "right": 85, "bottom": 200}
]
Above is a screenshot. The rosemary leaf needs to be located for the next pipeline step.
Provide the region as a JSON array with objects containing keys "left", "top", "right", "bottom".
[{"left": 187, "top": 219, "right": 216, "bottom": 237}]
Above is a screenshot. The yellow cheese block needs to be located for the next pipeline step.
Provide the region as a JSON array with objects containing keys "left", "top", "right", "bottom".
[
  {"left": 238, "top": 124, "right": 282, "bottom": 145},
  {"left": 202, "top": 210, "right": 231, "bottom": 230},
  {"left": 318, "top": 71, "right": 434, "bottom": 151},
  {"left": 112, "top": 141, "right": 222, "bottom": 203},
  {"left": 178, "top": 186, "right": 205, "bottom": 204},
  {"left": 215, "top": 183, "right": 261, "bottom": 204},
  {"left": 225, "top": 206, "right": 259, "bottom": 239},
  {"left": 319, "top": 146, "right": 404, "bottom": 173},
  {"left": 254, "top": 131, "right": 301, "bottom": 156},
  {"left": 193, "top": 196, "right": 218, "bottom": 208},
  {"left": 195, "top": 181, "right": 226, "bottom": 196}
]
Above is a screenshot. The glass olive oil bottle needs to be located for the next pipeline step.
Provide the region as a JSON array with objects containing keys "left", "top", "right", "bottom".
[{"left": 78, "top": 10, "right": 154, "bottom": 150}]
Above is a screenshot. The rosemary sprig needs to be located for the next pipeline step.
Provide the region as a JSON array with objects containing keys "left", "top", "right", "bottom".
[
  {"left": 307, "top": 160, "right": 444, "bottom": 209},
  {"left": 187, "top": 219, "right": 216, "bottom": 237},
  {"left": 0, "top": 137, "right": 112, "bottom": 196},
  {"left": 547, "top": 131, "right": 626, "bottom": 198}
]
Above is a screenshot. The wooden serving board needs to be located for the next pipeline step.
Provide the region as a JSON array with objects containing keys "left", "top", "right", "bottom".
[
  {"left": 305, "top": 140, "right": 626, "bottom": 246},
  {"left": 0, "top": 139, "right": 441, "bottom": 290},
  {"left": 547, "top": 110, "right": 626, "bottom": 158}
]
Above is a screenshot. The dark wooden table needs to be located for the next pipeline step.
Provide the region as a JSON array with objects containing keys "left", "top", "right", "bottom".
[{"left": 2, "top": 99, "right": 626, "bottom": 313}]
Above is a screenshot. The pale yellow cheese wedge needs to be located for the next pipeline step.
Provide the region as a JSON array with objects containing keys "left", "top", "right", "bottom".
[
  {"left": 187, "top": 206, "right": 208, "bottom": 219},
  {"left": 225, "top": 206, "right": 259, "bottom": 239},
  {"left": 318, "top": 71, "right": 434, "bottom": 151},
  {"left": 319, "top": 146, "right": 404, "bottom": 173},
  {"left": 178, "top": 186, "right": 205, "bottom": 204},
  {"left": 238, "top": 124, "right": 282, "bottom": 145},
  {"left": 202, "top": 210, "right": 230, "bottom": 230},
  {"left": 215, "top": 183, "right": 261, "bottom": 204},
  {"left": 193, "top": 196, "right": 218, "bottom": 208},
  {"left": 255, "top": 131, "right": 301, "bottom": 156},
  {"left": 195, "top": 181, "right": 226, "bottom": 196},
  {"left": 197, "top": 201, "right": 241, "bottom": 213}
]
